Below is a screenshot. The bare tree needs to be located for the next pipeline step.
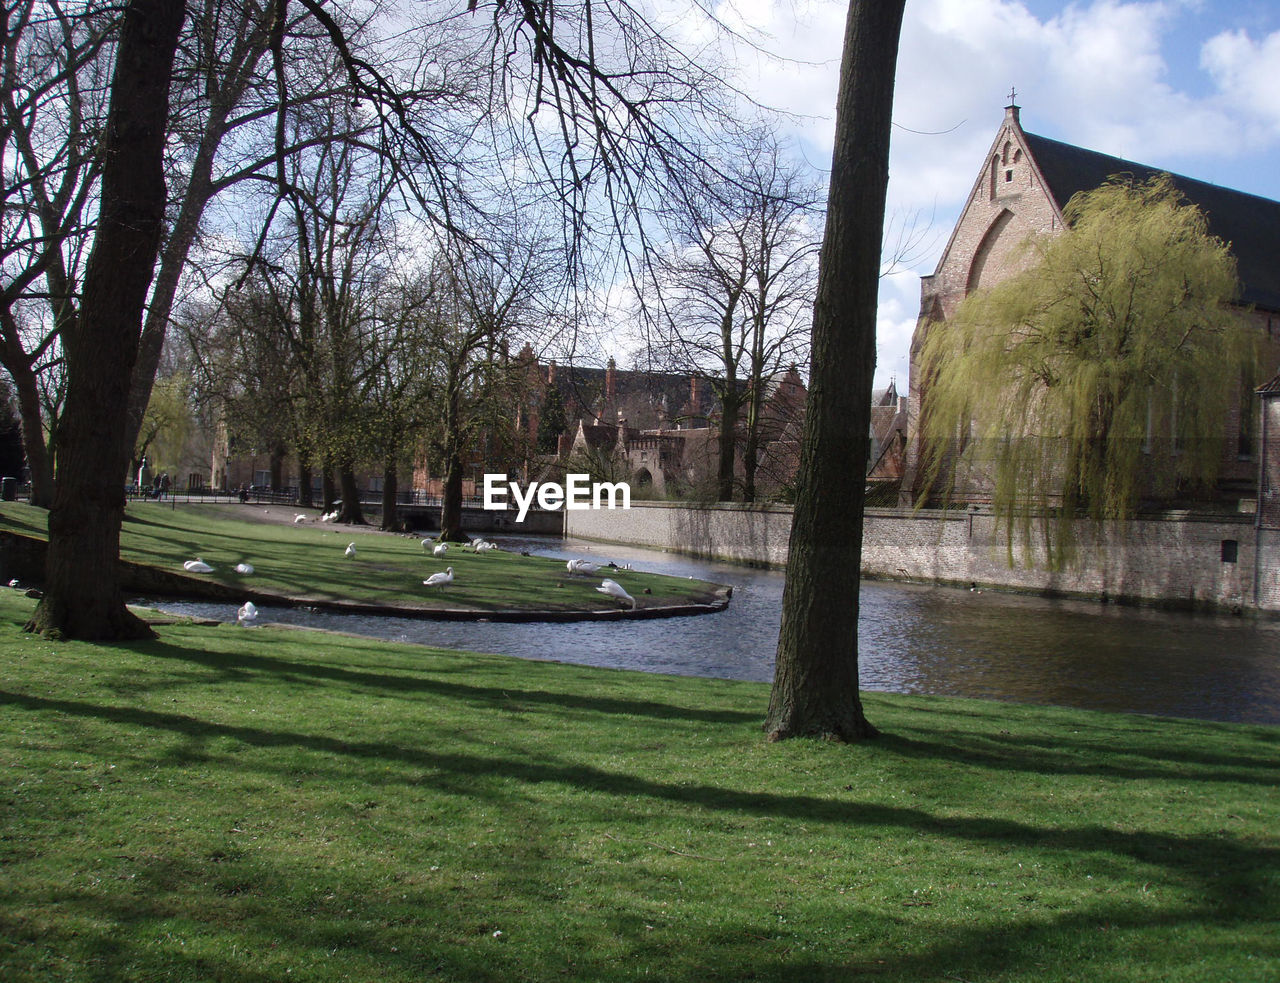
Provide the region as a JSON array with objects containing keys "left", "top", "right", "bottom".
[
  {"left": 282, "top": 110, "right": 400, "bottom": 524},
  {"left": 121, "top": 0, "right": 413, "bottom": 466},
  {"left": 26, "top": 0, "right": 740, "bottom": 639},
  {"left": 649, "top": 131, "right": 820, "bottom": 501},
  {"left": 764, "top": 0, "right": 907, "bottom": 741},
  {"left": 181, "top": 282, "right": 305, "bottom": 498},
  {"left": 0, "top": 0, "right": 389, "bottom": 511},
  {"left": 0, "top": 0, "right": 111, "bottom": 507},
  {"left": 362, "top": 270, "right": 440, "bottom": 531},
  {"left": 419, "top": 232, "right": 558, "bottom": 541},
  {"left": 25, "top": 0, "right": 183, "bottom": 639}
]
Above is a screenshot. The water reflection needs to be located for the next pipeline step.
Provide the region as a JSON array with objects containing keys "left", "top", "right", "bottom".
[{"left": 150, "top": 535, "right": 1280, "bottom": 726}]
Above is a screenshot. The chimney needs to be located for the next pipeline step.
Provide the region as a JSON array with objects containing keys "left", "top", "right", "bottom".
[
  {"left": 547, "top": 359, "right": 557, "bottom": 385},
  {"left": 689, "top": 375, "right": 702, "bottom": 415},
  {"left": 605, "top": 357, "right": 617, "bottom": 403}
]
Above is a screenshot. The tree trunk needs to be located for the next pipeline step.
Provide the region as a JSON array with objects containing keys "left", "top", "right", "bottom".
[
  {"left": 717, "top": 390, "right": 739, "bottom": 501},
  {"left": 121, "top": 6, "right": 276, "bottom": 460},
  {"left": 321, "top": 461, "right": 337, "bottom": 514},
  {"left": 270, "top": 444, "right": 286, "bottom": 493},
  {"left": 26, "top": 0, "right": 186, "bottom": 640},
  {"left": 439, "top": 451, "right": 464, "bottom": 541},
  {"left": 380, "top": 461, "right": 399, "bottom": 531},
  {"left": 297, "top": 454, "right": 314, "bottom": 509},
  {"left": 742, "top": 387, "right": 764, "bottom": 504},
  {"left": 6, "top": 353, "right": 54, "bottom": 508},
  {"left": 764, "top": 0, "right": 905, "bottom": 741},
  {"left": 742, "top": 430, "right": 759, "bottom": 503},
  {"left": 338, "top": 464, "right": 366, "bottom": 524}
]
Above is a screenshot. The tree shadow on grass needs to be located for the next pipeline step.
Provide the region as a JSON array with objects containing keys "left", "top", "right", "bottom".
[
  {"left": 136, "top": 633, "right": 1280, "bottom": 787},
  {"left": 4, "top": 687, "right": 1276, "bottom": 914},
  {"left": 128, "top": 637, "right": 763, "bottom": 726},
  {"left": 723, "top": 898, "right": 1277, "bottom": 983},
  {"left": 873, "top": 730, "right": 1280, "bottom": 787},
  {"left": 3, "top": 695, "right": 1275, "bottom": 983},
  {"left": 11, "top": 877, "right": 1268, "bottom": 983}
]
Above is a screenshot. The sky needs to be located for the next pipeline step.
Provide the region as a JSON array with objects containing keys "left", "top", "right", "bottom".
[{"left": 712, "top": 0, "right": 1280, "bottom": 390}]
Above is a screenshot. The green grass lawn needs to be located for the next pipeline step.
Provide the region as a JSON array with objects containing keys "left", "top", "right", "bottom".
[
  {"left": 0, "top": 589, "right": 1275, "bottom": 982},
  {"left": 0, "top": 502, "right": 722, "bottom": 614}
]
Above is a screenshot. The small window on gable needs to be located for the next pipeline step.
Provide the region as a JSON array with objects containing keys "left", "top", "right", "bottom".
[
  {"left": 1005, "top": 169, "right": 1013, "bottom": 183},
  {"left": 1221, "top": 540, "right": 1238, "bottom": 564}
]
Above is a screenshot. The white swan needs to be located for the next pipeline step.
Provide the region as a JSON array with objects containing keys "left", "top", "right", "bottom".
[
  {"left": 235, "top": 562, "right": 254, "bottom": 574},
  {"left": 596, "top": 579, "right": 636, "bottom": 609},
  {"left": 294, "top": 514, "right": 307, "bottom": 524},
  {"left": 424, "top": 566, "right": 454, "bottom": 588},
  {"left": 567, "top": 558, "right": 601, "bottom": 576},
  {"left": 183, "top": 559, "right": 213, "bottom": 573},
  {"left": 237, "top": 601, "right": 258, "bottom": 625},
  {"left": 433, "top": 542, "right": 449, "bottom": 557},
  {"left": 345, "top": 543, "right": 357, "bottom": 558}
]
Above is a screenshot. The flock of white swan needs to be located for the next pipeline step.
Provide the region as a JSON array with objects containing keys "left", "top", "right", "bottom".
[{"left": 179, "top": 513, "right": 643, "bottom": 626}]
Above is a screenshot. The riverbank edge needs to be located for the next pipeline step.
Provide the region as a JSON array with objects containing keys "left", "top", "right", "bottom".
[
  {"left": 3, "top": 586, "right": 1277, "bottom": 983},
  {"left": 566, "top": 501, "right": 1280, "bottom": 617},
  {"left": 0, "top": 528, "right": 731, "bottom": 623},
  {"left": 567, "top": 525, "right": 1254, "bottom": 616}
]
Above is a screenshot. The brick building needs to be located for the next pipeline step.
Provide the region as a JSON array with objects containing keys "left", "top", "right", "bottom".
[
  {"left": 519, "top": 350, "right": 810, "bottom": 499},
  {"left": 901, "top": 101, "right": 1280, "bottom": 507}
]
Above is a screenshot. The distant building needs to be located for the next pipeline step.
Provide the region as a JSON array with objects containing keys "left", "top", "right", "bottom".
[
  {"left": 902, "top": 101, "right": 1280, "bottom": 506},
  {"left": 210, "top": 347, "right": 909, "bottom": 505},
  {"left": 518, "top": 349, "right": 810, "bottom": 499},
  {"left": 868, "top": 380, "right": 908, "bottom": 483}
]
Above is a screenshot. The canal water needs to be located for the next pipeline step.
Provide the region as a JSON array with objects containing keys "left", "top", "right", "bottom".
[{"left": 151, "top": 535, "right": 1280, "bottom": 726}]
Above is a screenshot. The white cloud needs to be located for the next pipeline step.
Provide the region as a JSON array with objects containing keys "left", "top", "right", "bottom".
[
  {"left": 680, "top": 0, "right": 1279, "bottom": 390},
  {"left": 873, "top": 281, "right": 918, "bottom": 389},
  {"left": 1201, "top": 28, "right": 1280, "bottom": 137}
]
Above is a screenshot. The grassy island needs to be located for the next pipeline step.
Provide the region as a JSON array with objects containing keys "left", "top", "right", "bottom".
[
  {"left": 0, "top": 585, "right": 1276, "bottom": 982},
  {"left": 0, "top": 502, "right": 725, "bottom": 618}
]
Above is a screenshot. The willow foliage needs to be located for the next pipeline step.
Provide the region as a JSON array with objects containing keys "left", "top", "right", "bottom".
[{"left": 919, "top": 174, "right": 1258, "bottom": 566}]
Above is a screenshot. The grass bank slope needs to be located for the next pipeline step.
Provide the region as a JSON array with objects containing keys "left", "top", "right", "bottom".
[
  {"left": 0, "top": 591, "right": 1275, "bottom": 982},
  {"left": 0, "top": 502, "right": 722, "bottom": 616}
]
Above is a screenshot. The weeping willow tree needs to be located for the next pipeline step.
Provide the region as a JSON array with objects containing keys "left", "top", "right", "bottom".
[{"left": 919, "top": 174, "right": 1258, "bottom": 567}]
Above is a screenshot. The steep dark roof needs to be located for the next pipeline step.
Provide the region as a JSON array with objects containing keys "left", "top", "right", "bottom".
[
  {"left": 1023, "top": 131, "right": 1280, "bottom": 312},
  {"left": 552, "top": 364, "right": 731, "bottom": 424}
]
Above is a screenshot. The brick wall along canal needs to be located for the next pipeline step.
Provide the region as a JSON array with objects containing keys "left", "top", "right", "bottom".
[{"left": 151, "top": 536, "right": 1280, "bottom": 726}]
